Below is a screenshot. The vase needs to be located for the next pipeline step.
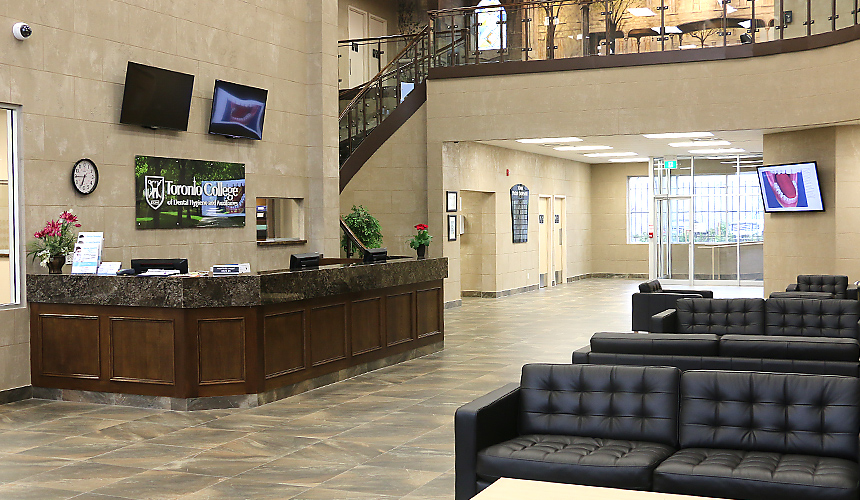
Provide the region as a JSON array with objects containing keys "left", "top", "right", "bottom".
[
  {"left": 416, "top": 244, "right": 426, "bottom": 260},
  {"left": 47, "top": 254, "right": 66, "bottom": 274}
]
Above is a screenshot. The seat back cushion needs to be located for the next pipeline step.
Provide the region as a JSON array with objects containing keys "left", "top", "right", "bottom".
[
  {"left": 519, "top": 364, "right": 680, "bottom": 447},
  {"left": 639, "top": 280, "right": 663, "bottom": 293},
  {"left": 679, "top": 370, "right": 860, "bottom": 460},
  {"left": 796, "top": 275, "right": 849, "bottom": 298},
  {"left": 591, "top": 332, "right": 720, "bottom": 356},
  {"left": 719, "top": 334, "right": 860, "bottom": 362},
  {"left": 676, "top": 298, "right": 765, "bottom": 335},
  {"left": 765, "top": 298, "right": 860, "bottom": 339}
]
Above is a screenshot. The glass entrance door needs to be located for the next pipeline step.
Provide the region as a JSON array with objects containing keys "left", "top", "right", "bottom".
[{"left": 654, "top": 158, "right": 693, "bottom": 282}]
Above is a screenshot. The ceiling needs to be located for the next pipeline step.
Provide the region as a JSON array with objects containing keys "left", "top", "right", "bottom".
[{"left": 477, "top": 129, "right": 764, "bottom": 165}]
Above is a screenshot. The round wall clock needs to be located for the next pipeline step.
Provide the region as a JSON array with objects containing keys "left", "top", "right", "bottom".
[{"left": 72, "top": 159, "right": 99, "bottom": 195}]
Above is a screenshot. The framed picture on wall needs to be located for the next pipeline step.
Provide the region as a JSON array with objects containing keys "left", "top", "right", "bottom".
[
  {"left": 446, "top": 191, "right": 458, "bottom": 212},
  {"left": 448, "top": 215, "right": 457, "bottom": 241}
]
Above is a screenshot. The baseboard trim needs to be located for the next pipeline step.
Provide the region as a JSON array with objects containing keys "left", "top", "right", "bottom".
[{"left": 0, "top": 385, "right": 32, "bottom": 405}]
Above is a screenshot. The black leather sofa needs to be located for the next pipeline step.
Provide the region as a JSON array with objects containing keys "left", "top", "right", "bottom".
[
  {"left": 631, "top": 280, "right": 713, "bottom": 332},
  {"left": 573, "top": 297, "right": 860, "bottom": 376},
  {"left": 786, "top": 274, "right": 858, "bottom": 299},
  {"left": 455, "top": 363, "right": 860, "bottom": 500}
]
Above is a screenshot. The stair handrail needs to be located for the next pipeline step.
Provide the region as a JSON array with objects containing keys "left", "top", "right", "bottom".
[
  {"left": 338, "top": 25, "right": 431, "bottom": 123},
  {"left": 340, "top": 217, "right": 368, "bottom": 256}
]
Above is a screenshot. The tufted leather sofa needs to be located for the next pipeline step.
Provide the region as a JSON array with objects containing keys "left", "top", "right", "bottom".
[
  {"left": 573, "top": 297, "right": 860, "bottom": 376},
  {"left": 456, "top": 364, "right": 860, "bottom": 500},
  {"left": 631, "top": 280, "right": 713, "bottom": 332},
  {"left": 786, "top": 274, "right": 858, "bottom": 299}
]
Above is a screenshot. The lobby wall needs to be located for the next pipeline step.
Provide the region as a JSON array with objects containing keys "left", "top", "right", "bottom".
[
  {"left": 441, "top": 142, "right": 590, "bottom": 300},
  {"left": 0, "top": 1, "right": 340, "bottom": 392},
  {"left": 340, "top": 105, "right": 429, "bottom": 258},
  {"left": 590, "top": 162, "right": 649, "bottom": 276}
]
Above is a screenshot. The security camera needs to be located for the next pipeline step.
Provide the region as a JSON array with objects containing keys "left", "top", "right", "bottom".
[{"left": 12, "top": 23, "right": 32, "bottom": 41}]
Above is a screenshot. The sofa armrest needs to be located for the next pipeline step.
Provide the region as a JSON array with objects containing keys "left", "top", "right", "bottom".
[
  {"left": 847, "top": 286, "right": 859, "bottom": 300},
  {"left": 651, "top": 309, "right": 677, "bottom": 333},
  {"left": 572, "top": 345, "right": 591, "bottom": 363},
  {"left": 786, "top": 284, "right": 799, "bottom": 292},
  {"left": 455, "top": 383, "right": 520, "bottom": 500},
  {"left": 663, "top": 289, "right": 714, "bottom": 299}
]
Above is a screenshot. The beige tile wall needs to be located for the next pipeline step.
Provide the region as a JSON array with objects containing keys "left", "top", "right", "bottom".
[
  {"left": 0, "top": 1, "right": 341, "bottom": 391},
  {"left": 590, "top": 162, "right": 649, "bottom": 275},
  {"left": 442, "top": 142, "right": 590, "bottom": 299},
  {"left": 340, "top": 105, "right": 428, "bottom": 257},
  {"left": 460, "top": 190, "right": 495, "bottom": 292}
]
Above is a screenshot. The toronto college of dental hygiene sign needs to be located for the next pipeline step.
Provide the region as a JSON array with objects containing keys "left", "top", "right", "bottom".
[{"left": 135, "top": 155, "right": 246, "bottom": 229}]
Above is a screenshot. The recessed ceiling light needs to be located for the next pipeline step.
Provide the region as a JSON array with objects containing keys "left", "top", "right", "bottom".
[
  {"left": 720, "top": 160, "right": 764, "bottom": 164},
  {"left": 516, "top": 137, "right": 583, "bottom": 144},
  {"left": 609, "top": 158, "right": 650, "bottom": 163},
  {"left": 628, "top": 7, "right": 657, "bottom": 16},
  {"left": 554, "top": 145, "right": 613, "bottom": 151},
  {"left": 651, "top": 26, "right": 682, "bottom": 34},
  {"left": 584, "top": 152, "right": 639, "bottom": 158},
  {"left": 669, "top": 140, "right": 731, "bottom": 148},
  {"left": 680, "top": 44, "right": 698, "bottom": 50},
  {"left": 643, "top": 132, "right": 714, "bottom": 139},
  {"left": 689, "top": 148, "right": 746, "bottom": 154}
]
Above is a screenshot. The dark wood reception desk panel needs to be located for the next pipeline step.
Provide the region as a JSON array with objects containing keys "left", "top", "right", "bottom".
[{"left": 28, "top": 259, "right": 446, "bottom": 401}]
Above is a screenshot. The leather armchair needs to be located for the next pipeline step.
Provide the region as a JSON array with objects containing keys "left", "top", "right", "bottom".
[
  {"left": 787, "top": 274, "right": 858, "bottom": 299},
  {"left": 632, "top": 280, "right": 713, "bottom": 332}
]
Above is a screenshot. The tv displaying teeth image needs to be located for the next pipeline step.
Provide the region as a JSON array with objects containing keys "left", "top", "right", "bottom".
[{"left": 756, "top": 161, "right": 824, "bottom": 213}]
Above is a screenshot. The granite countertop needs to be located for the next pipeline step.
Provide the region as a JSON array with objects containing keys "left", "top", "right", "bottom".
[{"left": 26, "top": 258, "right": 448, "bottom": 308}]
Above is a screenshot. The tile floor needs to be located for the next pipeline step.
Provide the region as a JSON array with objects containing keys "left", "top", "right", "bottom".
[{"left": 0, "top": 279, "right": 763, "bottom": 499}]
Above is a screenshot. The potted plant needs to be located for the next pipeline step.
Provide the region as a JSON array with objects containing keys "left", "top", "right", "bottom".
[
  {"left": 407, "top": 223, "right": 432, "bottom": 259},
  {"left": 28, "top": 211, "right": 81, "bottom": 274},
  {"left": 341, "top": 205, "right": 383, "bottom": 257}
]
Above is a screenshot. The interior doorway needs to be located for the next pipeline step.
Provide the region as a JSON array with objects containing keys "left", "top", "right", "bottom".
[
  {"left": 460, "top": 190, "right": 496, "bottom": 295},
  {"left": 348, "top": 7, "right": 369, "bottom": 87},
  {"left": 538, "top": 195, "right": 565, "bottom": 287},
  {"left": 538, "top": 196, "right": 551, "bottom": 287}
]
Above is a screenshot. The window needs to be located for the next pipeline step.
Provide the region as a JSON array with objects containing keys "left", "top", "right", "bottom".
[
  {"left": 693, "top": 172, "right": 763, "bottom": 244},
  {"left": 256, "top": 197, "right": 305, "bottom": 244},
  {"left": 627, "top": 176, "right": 651, "bottom": 243},
  {"left": 0, "top": 108, "right": 20, "bottom": 305},
  {"left": 476, "top": 0, "right": 506, "bottom": 51}
]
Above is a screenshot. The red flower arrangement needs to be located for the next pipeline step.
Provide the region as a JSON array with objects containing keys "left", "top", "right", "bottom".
[
  {"left": 408, "top": 223, "right": 432, "bottom": 249},
  {"left": 28, "top": 210, "right": 81, "bottom": 267}
]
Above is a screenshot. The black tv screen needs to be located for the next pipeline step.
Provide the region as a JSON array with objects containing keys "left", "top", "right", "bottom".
[
  {"left": 120, "top": 62, "right": 194, "bottom": 131},
  {"left": 208, "top": 80, "right": 268, "bottom": 140},
  {"left": 756, "top": 161, "right": 825, "bottom": 213}
]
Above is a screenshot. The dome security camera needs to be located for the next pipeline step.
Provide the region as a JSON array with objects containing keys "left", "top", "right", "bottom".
[{"left": 12, "top": 22, "right": 32, "bottom": 41}]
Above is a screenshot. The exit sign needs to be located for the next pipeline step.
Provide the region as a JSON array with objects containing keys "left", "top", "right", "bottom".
[{"left": 665, "top": 160, "right": 678, "bottom": 169}]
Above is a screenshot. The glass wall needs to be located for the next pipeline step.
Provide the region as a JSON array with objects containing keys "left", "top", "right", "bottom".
[{"left": 0, "top": 108, "right": 19, "bottom": 305}]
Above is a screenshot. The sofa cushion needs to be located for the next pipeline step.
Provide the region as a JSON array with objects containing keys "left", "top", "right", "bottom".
[
  {"left": 679, "top": 370, "right": 860, "bottom": 460},
  {"left": 639, "top": 280, "right": 662, "bottom": 293},
  {"left": 796, "top": 275, "right": 850, "bottom": 299},
  {"left": 720, "top": 334, "right": 860, "bottom": 362},
  {"left": 477, "top": 434, "right": 674, "bottom": 491},
  {"left": 591, "top": 332, "right": 720, "bottom": 356},
  {"left": 654, "top": 448, "right": 859, "bottom": 500},
  {"left": 765, "top": 298, "right": 860, "bottom": 339},
  {"left": 770, "top": 291, "right": 835, "bottom": 299},
  {"left": 519, "top": 364, "right": 679, "bottom": 447},
  {"left": 676, "top": 298, "right": 765, "bottom": 335}
]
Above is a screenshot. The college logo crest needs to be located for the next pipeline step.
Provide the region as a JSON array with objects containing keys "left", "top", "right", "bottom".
[{"left": 144, "top": 176, "right": 165, "bottom": 210}]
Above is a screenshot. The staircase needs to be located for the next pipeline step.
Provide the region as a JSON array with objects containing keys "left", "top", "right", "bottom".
[{"left": 338, "top": 26, "right": 432, "bottom": 192}]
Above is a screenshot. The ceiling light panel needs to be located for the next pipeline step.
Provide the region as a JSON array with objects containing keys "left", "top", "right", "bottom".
[
  {"left": 554, "top": 145, "right": 613, "bottom": 151},
  {"left": 516, "top": 137, "right": 583, "bottom": 144},
  {"left": 644, "top": 132, "right": 714, "bottom": 139},
  {"left": 628, "top": 7, "right": 657, "bottom": 16},
  {"left": 584, "top": 152, "right": 639, "bottom": 158},
  {"left": 669, "top": 140, "right": 731, "bottom": 148},
  {"left": 609, "top": 158, "right": 650, "bottom": 163},
  {"left": 689, "top": 148, "right": 746, "bottom": 154}
]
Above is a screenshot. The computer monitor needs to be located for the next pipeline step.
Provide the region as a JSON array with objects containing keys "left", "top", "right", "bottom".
[
  {"left": 290, "top": 253, "right": 320, "bottom": 271},
  {"left": 363, "top": 248, "right": 388, "bottom": 264},
  {"left": 131, "top": 258, "right": 189, "bottom": 275}
]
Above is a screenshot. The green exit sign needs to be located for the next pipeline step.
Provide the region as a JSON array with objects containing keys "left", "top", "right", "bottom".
[{"left": 665, "top": 160, "right": 678, "bottom": 169}]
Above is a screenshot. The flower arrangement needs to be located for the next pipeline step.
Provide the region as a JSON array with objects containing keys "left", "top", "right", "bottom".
[
  {"left": 407, "top": 223, "right": 432, "bottom": 249},
  {"left": 28, "top": 211, "right": 81, "bottom": 267}
]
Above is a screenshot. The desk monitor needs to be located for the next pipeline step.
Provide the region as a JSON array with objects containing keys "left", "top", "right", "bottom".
[
  {"left": 131, "top": 258, "right": 189, "bottom": 275},
  {"left": 363, "top": 248, "right": 388, "bottom": 264},
  {"left": 290, "top": 253, "right": 320, "bottom": 271}
]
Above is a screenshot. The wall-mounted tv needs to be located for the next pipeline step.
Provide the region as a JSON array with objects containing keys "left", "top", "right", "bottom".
[
  {"left": 208, "top": 80, "right": 268, "bottom": 140},
  {"left": 119, "top": 62, "right": 195, "bottom": 131},
  {"left": 757, "top": 161, "right": 824, "bottom": 213}
]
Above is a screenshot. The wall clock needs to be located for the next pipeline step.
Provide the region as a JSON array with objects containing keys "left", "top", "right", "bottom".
[{"left": 72, "top": 159, "right": 99, "bottom": 195}]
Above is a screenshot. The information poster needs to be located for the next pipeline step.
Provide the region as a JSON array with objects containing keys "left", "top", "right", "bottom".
[
  {"left": 71, "top": 232, "right": 104, "bottom": 275},
  {"left": 510, "top": 184, "right": 529, "bottom": 243},
  {"left": 135, "top": 155, "right": 246, "bottom": 229}
]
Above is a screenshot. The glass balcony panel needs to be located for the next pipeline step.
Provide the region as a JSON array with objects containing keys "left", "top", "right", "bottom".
[
  {"left": 779, "top": 0, "right": 808, "bottom": 38},
  {"left": 752, "top": 0, "right": 778, "bottom": 42},
  {"left": 670, "top": 0, "right": 733, "bottom": 51},
  {"left": 501, "top": 3, "right": 527, "bottom": 62},
  {"left": 810, "top": 0, "right": 831, "bottom": 34},
  {"left": 836, "top": 0, "right": 856, "bottom": 29},
  {"left": 618, "top": 0, "right": 664, "bottom": 54}
]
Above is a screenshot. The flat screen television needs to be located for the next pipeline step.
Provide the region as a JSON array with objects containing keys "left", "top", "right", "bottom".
[
  {"left": 131, "top": 258, "right": 189, "bottom": 275},
  {"left": 120, "top": 62, "right": 194, "bottom": 131},
  {"left": 756, "top": 161, "right": 824, "bottom": 213},
  {"left": 208, "top": 80, "right": 268, "bottom": 140}
]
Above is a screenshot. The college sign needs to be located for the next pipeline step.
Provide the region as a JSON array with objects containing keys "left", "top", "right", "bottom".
[{"left": 135, "top": 156, "right": 246, "bottom": 229}]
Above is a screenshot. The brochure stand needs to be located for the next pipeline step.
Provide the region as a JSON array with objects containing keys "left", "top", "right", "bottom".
[{"left": 71, "top": 232, "right": 104, "bottom": 275}]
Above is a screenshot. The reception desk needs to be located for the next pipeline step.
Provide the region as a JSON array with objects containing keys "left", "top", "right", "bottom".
[{"left": 27, "top": 258, "right": 446, "bottom": 410}]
